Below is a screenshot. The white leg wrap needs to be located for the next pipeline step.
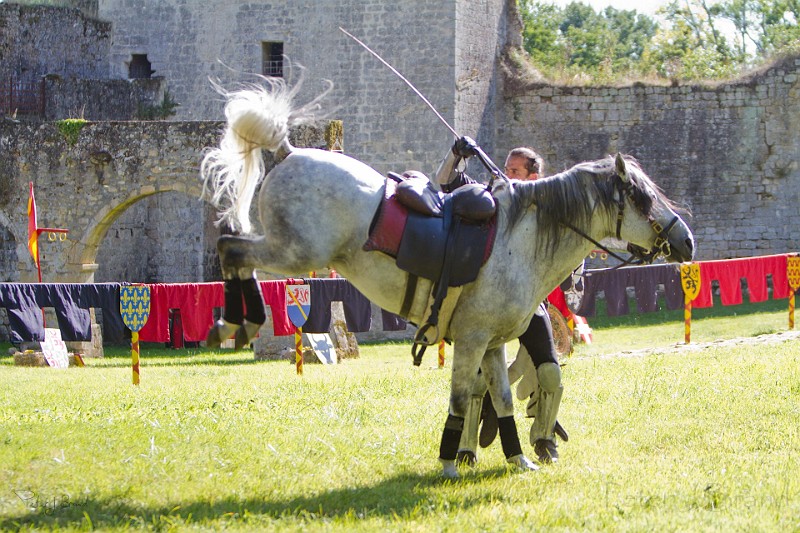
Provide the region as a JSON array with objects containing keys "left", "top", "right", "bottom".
[
  {"left": 528, "top": 362, "right": 563, "bottom": 444},
  {"left": 458, "top": 394, "right": 484, "bottom": 459}
]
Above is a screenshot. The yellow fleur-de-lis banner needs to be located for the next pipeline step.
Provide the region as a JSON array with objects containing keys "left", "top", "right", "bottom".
[
  {"left": 681, "top": 263, "right": 701, "bottom": 301},
  {"left": 788, "top": 257, "right": 800, "bottom": 291},
  {"left": 120, "top": 285, "right": 151, "bottom": 332}
]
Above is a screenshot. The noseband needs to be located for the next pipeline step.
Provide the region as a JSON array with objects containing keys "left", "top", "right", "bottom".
[{"left": 565, "top": 173, "right": 679, "bottom": 268}]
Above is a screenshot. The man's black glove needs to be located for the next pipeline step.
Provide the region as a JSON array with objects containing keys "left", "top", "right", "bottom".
[{"left": 452, "top": 136, "right": 479, "bottom": 158}]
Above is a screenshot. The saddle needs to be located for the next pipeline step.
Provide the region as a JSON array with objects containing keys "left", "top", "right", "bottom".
[{"left": 364, "top": 172, "right": 498, "bottom": 364}]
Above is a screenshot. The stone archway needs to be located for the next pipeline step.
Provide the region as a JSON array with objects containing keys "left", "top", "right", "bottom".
[
  {"left": 93, "top": 190, "right": 220, "bottom": 283},
  {"left": 67, "top": 182, "right": 215, "bottom": 283},
  {"left": 1, "top": 120, "right": 330, "bottom": 284}
]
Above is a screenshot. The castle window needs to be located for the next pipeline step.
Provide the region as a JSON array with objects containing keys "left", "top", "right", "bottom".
[
  {"left": 262, "top": 42, "right": 284, "bottom": 78},
  {"left": 129, "top": 54, "right": 153, "bottom": 79}
]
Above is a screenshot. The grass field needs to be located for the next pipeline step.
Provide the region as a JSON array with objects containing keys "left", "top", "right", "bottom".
[{"left": 1, "top": 297, "right": 798, "bottom": 531}]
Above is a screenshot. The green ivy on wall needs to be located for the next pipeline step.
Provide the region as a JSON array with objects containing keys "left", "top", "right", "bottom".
[{"left": 56, "top": 118, "right": 88, "bottom": 146}]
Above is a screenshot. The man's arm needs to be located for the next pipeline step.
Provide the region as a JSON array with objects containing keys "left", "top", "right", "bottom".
[{"left": 431, "top": 136, "right": 480, "bottom": 192}]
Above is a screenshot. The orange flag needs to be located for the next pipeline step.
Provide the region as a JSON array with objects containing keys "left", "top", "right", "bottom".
[{"left": 27, "top": 182, "right": 39, "bottom": 267}]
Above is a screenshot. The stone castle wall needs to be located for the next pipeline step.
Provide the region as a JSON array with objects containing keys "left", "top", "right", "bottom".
[
  {"left": 0, "top": 119, "right": 327, "bottom": 284},
  {"left": 41, "top": 76, "right": 165, "bottom": 121},
  {"left": 95, "top": 0, "right": 507, "bottom": 177},
  {"left": 2, "top": 1, "right": 799, "bottom": 271},
  {"left": 496, "top": 57, "right": 800, "bottom": 260},
  {"left": 0, "top": 120, "right": 222, "bottom": 284}
]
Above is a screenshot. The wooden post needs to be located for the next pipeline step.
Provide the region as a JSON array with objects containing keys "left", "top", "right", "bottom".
[{"left": 680, "top": 263, "right": 701, "bottom": 344}]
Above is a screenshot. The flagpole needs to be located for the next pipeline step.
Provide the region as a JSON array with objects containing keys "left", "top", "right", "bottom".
[{"left": 27, "top": 182, "right": 69, "bottom": 328}]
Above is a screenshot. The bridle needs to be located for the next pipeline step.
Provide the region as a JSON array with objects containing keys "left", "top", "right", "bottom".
[
  {"left": 561, "top": 173, "right": 680, "bottom": 269},
  {"left": 469, "top": 151, "right": 680, "bottom": 269}
]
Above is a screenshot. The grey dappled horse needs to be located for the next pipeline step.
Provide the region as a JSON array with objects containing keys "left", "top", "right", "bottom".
[{"left": 201, "top": 78, "right": 695, "bottom": 478}]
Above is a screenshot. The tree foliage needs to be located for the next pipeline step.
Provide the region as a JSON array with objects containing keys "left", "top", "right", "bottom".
[{"left": 518, "top": 0, "right": 800, "bottom": 83}]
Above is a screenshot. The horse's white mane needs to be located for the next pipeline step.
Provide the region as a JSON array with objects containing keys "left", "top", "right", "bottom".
[{"left": 201, "top": 69, "right": 333, "bottom": 233}]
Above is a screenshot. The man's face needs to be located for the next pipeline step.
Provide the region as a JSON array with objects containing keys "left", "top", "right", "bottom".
[{"left": 504, "top": 155, "right": 538, "bottom": 181}]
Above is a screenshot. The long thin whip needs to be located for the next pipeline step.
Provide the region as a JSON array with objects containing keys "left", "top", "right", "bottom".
[{"left": 339, "top": 27, "right": 459, "bottom": 139}]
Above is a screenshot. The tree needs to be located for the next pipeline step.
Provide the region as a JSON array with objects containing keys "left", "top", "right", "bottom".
[
  {"left": 519, "top": 0, "right": 565, "bottom": 67},
  {"left": 516, "top": 0, "right": 799, "bottom": 84},
  {"left": 518, "top": 1, "right": 658, "bottom": 80},
  {"left": 646, "top": 0, "right": 737, "bottom": 79},
  {"left": 717, "top": 0, "right": 800, "bottom": 56}
]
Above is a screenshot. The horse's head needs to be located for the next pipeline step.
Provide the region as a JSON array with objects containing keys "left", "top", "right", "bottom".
[{"left": 611, "top": 154, "right": 694, "bottom": 263}]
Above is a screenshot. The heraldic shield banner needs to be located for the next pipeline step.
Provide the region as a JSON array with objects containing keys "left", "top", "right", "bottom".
[
  {"left": 120, "top": 285, "right": 151, "bottom": 332},
  {"left": 286, "top": 284, "right": 311, "bottom": 328}
]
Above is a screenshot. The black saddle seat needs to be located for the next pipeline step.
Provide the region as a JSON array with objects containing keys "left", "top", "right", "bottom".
[{"left": 389, "top": 172, "right": 496, "bottom": 222}]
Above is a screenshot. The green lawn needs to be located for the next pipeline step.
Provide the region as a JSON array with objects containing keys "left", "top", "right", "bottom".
[
  {"left": 0, "top": 297, "right": 798, "bottom": 531},
  {"left": 572, "top": 295, "right": 792, "bottom": 357}
]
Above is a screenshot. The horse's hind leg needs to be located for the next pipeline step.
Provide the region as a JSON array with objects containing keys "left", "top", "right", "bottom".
[
  {"left": 235, "top": 277, "right": 267, "bottom": 349},
  {"left": 206, "top": 236, "right": 269, "bottom": 349}
]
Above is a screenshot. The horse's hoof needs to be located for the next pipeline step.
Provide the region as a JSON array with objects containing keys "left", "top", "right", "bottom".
[
  {"left": 206, "top": 319, "right": 239, "bottom": 349},
  {"left": 507, "top": 454, "right": 539, "bottom": 472},
  {"left": 534, "top": 439, "right": 559, "bottom": 464},
  {"left": 439, "top": 458, "right": 460, "bottom": 479},
  {"left": 234, "top": 320, "right": 262, "bottom": 350},
  {"left": 456, "top": 450, "right": 477, "bottom": 467}
]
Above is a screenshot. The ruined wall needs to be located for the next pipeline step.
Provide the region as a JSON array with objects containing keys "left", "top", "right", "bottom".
[
  {"left": 42, "top": 76, "right": 165, "bottom": 121},
  {"left": 0, "top": 120, "right": 327, "bottom": 284},
  {"left": 0, "top": 4, "right": 110, "bottom": 83},
  {"left": 5, "top": 1, "right": 799, "bottom": 267},
  {"left": 496, "top": 56, "right": 800, "bottom": 260},
  {"left": 0, "top": 120, "right": 221, "bottom": 283},
  {"left": 1, "top": 4, "right": 165, "bottom": 121}
]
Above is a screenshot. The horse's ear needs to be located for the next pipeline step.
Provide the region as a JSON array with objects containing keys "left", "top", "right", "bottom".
[{"left": 615, "top": 153, "right": 629, "bottom": 182}]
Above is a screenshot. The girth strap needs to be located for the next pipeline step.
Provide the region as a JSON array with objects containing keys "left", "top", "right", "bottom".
[
  {"left": 412, "top": 198, "right": 459, "bottom": 365},
  {"left": 399, "top": 273, "right": 418, "bottom": 318}
]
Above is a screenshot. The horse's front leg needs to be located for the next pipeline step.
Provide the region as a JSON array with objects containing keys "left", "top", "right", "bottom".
[
  {"left": 481, "top": 346, "right": 537, "bottom": 472},
  {"left": 206, "top": 236, "right": 268, "bottom": 349},
  {"left": 457, "top": 343, "right": 536, "bottom": 465},
  {"left": 456, "top": 370, "right": 488, "bottom": 467},
  {"left": 439, "top": 342, "right": 487, "bottom": 478}
]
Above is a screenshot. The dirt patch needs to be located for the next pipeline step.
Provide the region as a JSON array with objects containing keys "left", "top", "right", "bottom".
[{"left": 592, "top": 330, "right": 800, "bottom": 359}]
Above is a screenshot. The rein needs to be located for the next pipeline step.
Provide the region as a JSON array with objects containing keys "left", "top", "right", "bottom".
[{"left": 561, "top": 174, "right": 679, "bottom": 270}]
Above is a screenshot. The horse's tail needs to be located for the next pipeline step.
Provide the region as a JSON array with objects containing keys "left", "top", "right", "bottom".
[{"left": 201, "top": 72, "right": 332, "bottom": 233}]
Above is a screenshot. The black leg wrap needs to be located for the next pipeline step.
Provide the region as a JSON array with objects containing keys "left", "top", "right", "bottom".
[
  {"left": 439, "top": 414, "right": 465, "bottom": 461},
  {"left": 241, "top": 278, "right": 266, "bottom": 325},
  {"left": 223, "top": 278, "right": 244, "bottom": 325},
  {"left": 498, "top": 415, "right": 523, "bottom": 459}
]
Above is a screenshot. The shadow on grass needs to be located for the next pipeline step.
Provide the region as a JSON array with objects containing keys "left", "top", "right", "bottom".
[
  {"left": 1, "top": 468, "right": 512, "bottom": 530},
  {"left": 96, "top": 350, "right": 267, "bottom": 368},
  {"left": 0, "top": 343, "right": 276, "bottom": 368}
]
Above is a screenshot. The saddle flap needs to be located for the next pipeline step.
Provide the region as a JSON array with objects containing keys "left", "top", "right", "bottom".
[
  {"left": 396, "top": 212, "right": 448, "bottom": 280},
  {"left": 363, "top": 178, "right": 407, "bottom": 255}
]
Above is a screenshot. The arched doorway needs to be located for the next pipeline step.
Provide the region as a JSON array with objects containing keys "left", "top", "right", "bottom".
[{"left": 94, "top": 191, "right": 220, "bottom": 283}]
